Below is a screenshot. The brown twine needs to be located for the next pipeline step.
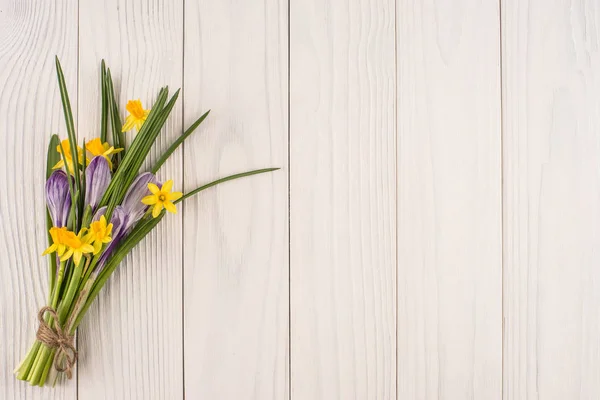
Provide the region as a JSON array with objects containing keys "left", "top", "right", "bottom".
[{"left": 36, "top": 306, "right": 77, "bottom": 379}]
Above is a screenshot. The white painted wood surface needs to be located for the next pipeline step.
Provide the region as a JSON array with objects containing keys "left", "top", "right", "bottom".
[
  {"left": 1, "top": 0, "right": 600, "bottom": 399},
  {"left": 290, "top": 0, "right": 396, "bottom": 398},
  {"left": 396, "top": 1, "right": 502, "bottom": 399},
  {"left": 502, "top": 1, "right": 600, "bottom": 399}
]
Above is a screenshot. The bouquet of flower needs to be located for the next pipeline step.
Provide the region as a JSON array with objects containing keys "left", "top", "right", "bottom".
[{"left": 14, "top": 57, "right": 277, "bottom": 387}]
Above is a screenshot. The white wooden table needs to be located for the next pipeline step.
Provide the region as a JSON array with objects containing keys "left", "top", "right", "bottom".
[{"left": 0, "top": 0, "right": 598, "bottom": 399}]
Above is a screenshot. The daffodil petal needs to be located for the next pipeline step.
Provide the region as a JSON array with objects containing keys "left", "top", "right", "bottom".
[
  {"left": 148, "top": 183, "right": 160, "bottom": 195},
  {"left": 122, "top": 116, "right": 135, "bottom": 132},
  {"left": 73, "top": 251, "right": 82, "bottom": 266},
  {"left": 142, "top": 195, "right": 157, "bottom": 205},
  {"left": 161, "top": 180, "right": 173, "bottom": 193},
  {"left": 163, "top": 201, "right": 177, "bottom": 214},
  {"left": 152, "top": 203, "right": 163, "bottom": 218},
  {"left": 169, "top": 192, "right": 183, "bottom": 201}
]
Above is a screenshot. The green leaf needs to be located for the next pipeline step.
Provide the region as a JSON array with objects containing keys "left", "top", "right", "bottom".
[
  {"left": 106, "top": 68, "right": 125, "bottom": 162},
  {"left": 72, "top": 214, "right": 164, "bottom": 330},
  {"left": 151, "top": 109, "right": 211, "bottom": 174},
  {"left": 46, "top": 134, "right": 60, "bottom": 179},
  {"left": 55, "top": 56, "right": 80, "bottom": 194},
  {"left": 176, "top": 168, "right": 280, "bottom": 204},
  {"left": 100, "top": 60, "right": 108, "bottom": 143}
]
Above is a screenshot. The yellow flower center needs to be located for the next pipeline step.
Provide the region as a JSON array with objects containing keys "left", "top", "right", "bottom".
[
  {"left": 126, "top": 100, "right": 146, "bottom": 119},
  {"left": 86, "top": 138, "right": 107, "bottom": 156},
  {"left": 158, "top": 194, "right": 166, "bottom": 202},
  {"left": 90, "top": 221, "right": 107, "bottom": 239}
]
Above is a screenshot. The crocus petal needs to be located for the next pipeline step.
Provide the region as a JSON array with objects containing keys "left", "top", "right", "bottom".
[
  {"left": 85, "top": 156, "right": 111, "bottom": 211},
  {"left": 46, "top": 170, "right": 71, "bottom": 227},
  {"left": 122, "top": 172, "right": 159, "bottom": 226}
]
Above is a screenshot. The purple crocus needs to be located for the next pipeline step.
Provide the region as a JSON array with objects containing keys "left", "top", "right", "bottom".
[
  {"left": 93, "top": 206, "right": 129, "bottom": 268},
  {"left": 92, "top": 172, "right": 158, "bottom": 270},
  {"left": 46, "top": 170, "right": 71, "bottom": 227},
  {"left": 85, "top": 156, "right": 111, "bottom": 211},
  {"left": 121, "top": 172, "right": 159, "bottom": 229}
]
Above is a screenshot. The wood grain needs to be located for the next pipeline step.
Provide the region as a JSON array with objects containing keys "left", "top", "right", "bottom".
[
  {"left": 77, "top": 0, "right": 183, "bottom": 398},
  {"left": 289, "top": 0, "right": 396, "bottom": 398},
  {"left": 182, "top": 0, "right": 289, "bottom": 399},
  {"left": 396, "top": 1, "right": 502, "bottom": 399},
  {"left": 502, "top": 1, "right": 600, "bottom": 398},
  {"left": 0, "top": 0, "right": 78, "bottom": 398}
]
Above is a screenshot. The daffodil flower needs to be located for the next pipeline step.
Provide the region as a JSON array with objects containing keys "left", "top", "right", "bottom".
[
  {"left": 86, "top": 215, "right": 113, "bottom": 254},
  {"left": 141, "top": 180, "right": 183, "bottom": 218},
  {"left": 42, "top": 227, "right": 70, "bottom": 257},
  {"left": 53, "top": 139, "right": 85, "bottom": 175},
  {"left": 122, "top": 99, "right": 150, "bottom": 132},
  {"left": 85, "top": 138, "right": 123, "bottom": 170},
  {"left": 60, "top": 229, "right": 95, "bottom": 266}
]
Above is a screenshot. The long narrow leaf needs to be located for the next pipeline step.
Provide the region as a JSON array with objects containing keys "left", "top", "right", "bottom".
[
  {"left": 72, "top": 214, "right": 164, "bottom": 330},
  {"left": 100, "top": 61, "right": 108, "bottom": 142},
  {"left": 106, "top": 69, "right": 124, "bottom": 162},
  {"left": 151, "top": 109, "right": 210, "bottom": 174},
  {"left": 46, "top": 135, "right": 60, "bottom": 178},
  {"left": 55, "top": 56, "right": 80, "bottom": 193},
  {"left": 175, "top": 168, "right": 280, "bottom": 204}
]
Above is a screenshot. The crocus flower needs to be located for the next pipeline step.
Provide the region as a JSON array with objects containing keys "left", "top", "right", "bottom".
[
  {"left": 85, "top": 156, "right": 111, "bottom": 211},
  {"left": 94, "top": 206, "right": 129, "bottom": 268},
  {"left": 121, "top": 172, "right": 158, "bottom": 227},
  {"left": 46, "top": 170, "right": 72, "bottom": 227},
  {"left": 85, "top": 138, "right": 123, "bottom": 170},
  {"left": 122, "top": 99, "right": 149, "bottom": 132}
]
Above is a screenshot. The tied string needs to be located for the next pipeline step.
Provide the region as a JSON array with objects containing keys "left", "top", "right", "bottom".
[{"left": 36, "top": 306, "right": 77, "bottom": 379}]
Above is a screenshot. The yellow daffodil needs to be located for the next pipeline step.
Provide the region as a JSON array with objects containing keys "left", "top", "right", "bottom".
[
  {"left": 53, "top": 139, "right": 85, "bottom": 174},
  {"left": 141, "top": 180, "right": 183, "bottom": 218},
  {"left": 85, "top": 216, "right": 113, "bottom": 254},
  {"left": 42, "top": 227, "right": 70, "bottom": 257},
  {"left": 86, "top": 138, "right": 123, "bottom": 170},
  {"left": 122, "top": 99, "right": 150, "bottom": 132},
  {"left": 60, "top": 228, "right": 94, "bottom": 266}
]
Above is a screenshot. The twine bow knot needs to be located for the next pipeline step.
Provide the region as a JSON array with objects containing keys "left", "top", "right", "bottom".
[{"left": 36, "top": 306, "right": 77, "bottom": 379}]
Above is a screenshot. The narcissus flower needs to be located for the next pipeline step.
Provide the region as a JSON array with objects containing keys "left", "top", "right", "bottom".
[
  {"left": 60, "top": 229, "right": 94, "bottom": 266},
  {"left": 122, "top": 99, "right": 149, "bottom": 132},
  {"left": 53, "top": 139, "right": 85, "bottom": 174},
  {"left": 85, "top": 138, "right": 123, "bottom": 170},
  {"left": 86, "top": 215, "right": 113, "bottom": 254},
  {"left": 42, "top": 227, "right": 71, "bottom": 257},
  {"left": 142, "top": 179, "right": 183, "bottom": 218}
]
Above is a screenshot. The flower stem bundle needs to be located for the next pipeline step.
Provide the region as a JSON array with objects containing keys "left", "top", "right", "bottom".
[{"left": 14, "top": 58, "right": 278, "bottom": 387}]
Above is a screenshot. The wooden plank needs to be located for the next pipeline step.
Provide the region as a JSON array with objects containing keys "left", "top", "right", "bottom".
[
  {"left": 502, "top": 1, "right": 600, "bottom": 398},
  {"left": 289, "top": 0, "right": 396, "bottom": 398},
  {"left": 76, "top": 1, "right": 183, "bottom": 398},
  {"left": 182, "top": 1, "right": 288, "bottom": 399},
  {"left": 396, "top": 1, "right": 502, "bottom": 399},
  {"left": 0, "top": 0, "right": 78, "bottom": 397}
]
